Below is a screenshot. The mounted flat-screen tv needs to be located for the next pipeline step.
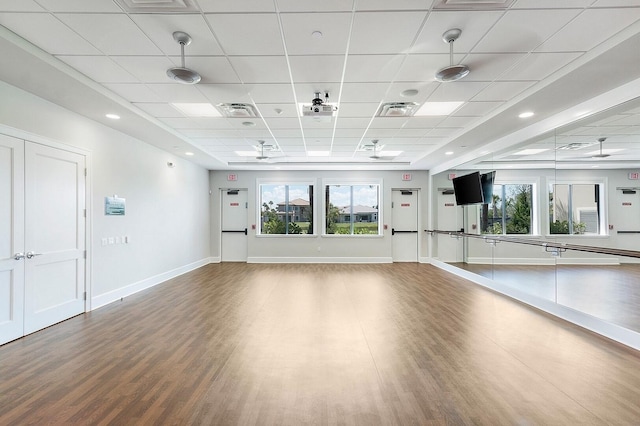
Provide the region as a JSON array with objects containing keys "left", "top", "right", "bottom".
[
  {"left": 452, "top": 171, "right": 484, "bottom": 205},
  {"left": 480, "top": 171, "right": 496, "bottom": 203}
]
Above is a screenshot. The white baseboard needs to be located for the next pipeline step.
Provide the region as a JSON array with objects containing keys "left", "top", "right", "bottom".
[
  {"left": 90, "top": 257, "right": 213, "bottom": 310},
  {"left": 430, "top": 259, "right": 640, "bottom": 351},
  {"left": 209, "top": 256, "right": 221, "bottom": 264},
  {"left": 467, "top": 257, "right": 620, "bottom": 266},
  {"left": 247, "top": 256, "right": 393, "bottom": 264},
  {"left": 419, "top": 257, "right": 431, "bottom": 264}
]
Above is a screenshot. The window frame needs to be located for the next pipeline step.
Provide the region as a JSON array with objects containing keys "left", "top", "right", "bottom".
[
  {"left": 547, "top": 178, "right": 608, "bottom": 237},
  {"left": 256, "top": 179, "right": 316, "bottom": 237},
  {"left": 322, "top": 179, "right": 383, "bottom": 237}
]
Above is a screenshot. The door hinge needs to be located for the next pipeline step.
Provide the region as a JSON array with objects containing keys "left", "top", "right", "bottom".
[
  {"left": 83, "top": 250, "right": 87, "bottom": 259},
  {"left": 84, "top": 168, "right": 87, "bottom": 177},
  {"left": 83, "top": 209, "right": 86, "bottom": 218},
  {"left": 391, "top": 202, "right": 394, "bottom": 208},
  {"left": 245, "top": 202, "right": 248, "bottom": 208},
  {"left": 83, "top": 291, "right": 87, "bottom": 301}
]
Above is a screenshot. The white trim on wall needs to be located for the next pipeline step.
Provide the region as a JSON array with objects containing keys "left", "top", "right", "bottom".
[{"left": 247, "top": 256, "right": 393, "bottom": 264}]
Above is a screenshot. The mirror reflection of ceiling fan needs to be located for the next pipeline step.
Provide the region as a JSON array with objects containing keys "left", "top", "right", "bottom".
[
  {"left": 563, "top": 137, "right": 624, "bottom": 160},
  {"left": 255, "top": 140, "right": 285, "bottom": 161}
]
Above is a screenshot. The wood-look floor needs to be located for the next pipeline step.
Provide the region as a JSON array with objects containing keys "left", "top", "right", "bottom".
[{"left": 1, "top": 263, "right": 640, "bottom": 425}]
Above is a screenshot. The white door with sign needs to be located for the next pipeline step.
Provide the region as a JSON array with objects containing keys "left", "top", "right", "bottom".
[
  {"left": 436, "top": 190, "right": 463, "bottom": 263},
  {"left": 221, "top": 189, "right": 248, "bottom": 262},
  {"left": 0, "top": 135, "right": 86, "bottom": 345},
  {"left": 392, "top": 190, "right": 419, "bottom": 262}
]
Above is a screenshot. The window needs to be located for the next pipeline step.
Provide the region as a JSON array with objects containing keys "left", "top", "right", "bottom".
[
  {"left": 549, "top": 183, "right": 603, "bottom": 235},
  {"left": 325, "top": 184, "right": 380, "bottom": 235},
  {"left": 481, "top": 184, "right": 534, "bottom": 235},
  {"left": 259, "top": 184, "right": 313, "bottom": 235}
]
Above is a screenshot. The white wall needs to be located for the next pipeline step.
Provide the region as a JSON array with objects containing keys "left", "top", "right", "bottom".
[
  {"left": 432, "top": 168, "right": 640, "bottom": 264},
  {"left": 0, "top": 81, "right": 211, "bottom": 308},
  {"left": 210, "top": 170, "right": 429, "bottom": 262}
]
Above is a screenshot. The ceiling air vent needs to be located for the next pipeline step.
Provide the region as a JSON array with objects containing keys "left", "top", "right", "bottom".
[
  {"left": 556, "top": 142, "right": 597, "bottom": 151},
  {"left": 114, "top": 0, "right": 199, "bottom": 13},
  {"left": 433, "top": 0, "right": 515, "bottom": 10},
  {"left": 377, "top": 102, "right": 419, "bottom": 117},
  {"left": 216, "top": 103, "right": 258, "bottom": 118}
]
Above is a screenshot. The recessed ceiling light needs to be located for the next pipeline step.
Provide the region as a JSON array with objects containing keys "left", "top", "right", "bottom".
[
  {"left": 445, "top": 151, "right": 454, "bottom": 155},
  {"left": 311, "top": 30, "right": 323, "bottom": 39},
  {"left": 415, "top": 101, "right": 464, "bottom": 116},
  {"left": 106, "top": 113, "right": 120, "bottom": 120},
  {"left": 513, "top": 148, "right": 549, "bottom": 156},
  {"left": 519, "top": 111, "right": 534, "bottom": 118},
  {"left": 401, "top": 89, "right": 419, "bottom": 97},
  {"left": 185, "top": 152, "right": 194, "bottom": 156},
  {"left": 171, "top": 103, "right": 221, "bottom": 117}
]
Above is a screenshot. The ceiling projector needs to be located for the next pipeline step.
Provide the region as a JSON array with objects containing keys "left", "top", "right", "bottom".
[{"left": 302, "top": 92, "right": 337, "bottom": 121}]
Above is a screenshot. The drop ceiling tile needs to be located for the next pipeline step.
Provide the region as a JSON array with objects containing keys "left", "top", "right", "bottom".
[
  {"left": 349, "top": 11, "right": 427, "bottom": 54},
  {"left": 501, "top": 52, "right": 582, "bottom": 81},
  {"left": 159, "top": 117, "right": 204, "bottom": 129},
  {"left": 263, "top": 117, "right": 300, "bottom": 128},
  {"left": 271, "top": 129, "right": 304, "bottom": 138},
  {"left": 197, "top": 0, "right": 275, "bottom": 12},
  {"left": 340, "top": 83, "right": 390, "bottom": 102},
  {"left": 344, "top": 55, "right": 406, "bottom": 82},
  {"left": 412, "top": 11, "right": 503, "bottom": 54},
  {"left": 394, "top": 128, "right": 430, "bottom": 137},
  {"left": 384, "top": 82, "right": 438, "bottom": 102},
  {"left": 356, "top": 0, "right": 434, "bottom": 10},
  {"left": 275, "top": 0, "right": 353, "bottom": 12},
  {"left": 198, "top": 84, "right": 252, "bottom": 104},
  {"left": 133, "top": 102, "right": 185, "bottom": 118},
  {"left": 0, "top": 13, "right": 101, "bottom": 55},
  {"left": 463, "top": 53, "right": 527, "bottom": 82},
  {"left": 289, "top": 55, "right": 345, "bottom": 83},
  {"left": 34, "top": 0, "right": 122, "bottom": 12},
  {"left": 471, "top": 81, "right": 536, "bottom": 102},
  {"left": 146, "top": 83, "right": 210, "bottom": 103},
  {"left": 130, "top": 14, "right": 223, "bottom": 56},
  {"left": 369, "top": 118, "right": 410, "bottom": 129},
  {"left": 103, "top": 83, "right": 162, "bottom": 102},
  {"left": 394, "top": 54, "right": 449, "bottom": 82},
  {"left": 537, "top": 9, "right": 640, "bottom": 52},
  {"left": 280, "top": 13, "right": 352, "bottom": 55},
  {"left": 337, "top": 103, "right": 380, "bottom": 118},
  {"left": 0, "top": 1, "right": 44, "bottom": 11},
  {"left": 426, "top": 127, "right": 460, "bottom": 137},
  {"left": 228, "top": 56, "right": 290, "bottom": 83},
  {"left": 56, "top": 56, "right": 138, "bottom": 83},
  {"left": 205, "top": 13, "right": 284, "bottom": 55},
  {"left": 335, "top": 118, "right": 372, "bottom": 128},
  {"left": 255, "top": 103, "right": 298, "bottom": 118},
  {"left": 111, "top": 56, "right": 176, "bottom": 83},
  {"left": 334, "top": 128, "right": 367, "bottom": 138},
  {"left": 237, "top": 129, "right": 274, "bottom": 138},
  {"left": 366, "top": 129, "right": 401, "bottom": 138},
  {"left": 57, "top": 14, "right": 163, "bottom": 55},
  {"left": 452, "top": 101, "right": 503, "bottom": 116},
  {"left": 303, "top": 129, "right": 334, "bottom": 138},
  {"left": 190, "top": 138, "right": 226, "bottom": 147},
  {"left": 173, "top": 57, "right": 240, "bottom": 84},
  {"left": 592, "top": 0, "right": 640, "bottom": 5},
  {"left": 248, "top": 84, "right": 296, "bottom": 103},
  {"left": 472, "top": 9, "right": 582, "bottom": 53},
  {"left": 437, "top": 116, "right": 478, "bottom": 127},
  {"left": 226, "top": 119, "right": 266, "bottom": 129},
  {"left": 181, "top": 129, "right": 238, "bottom": 138},
  {"left": 513, "top": 0, "right": 601, "bottom": 7},
  {"left": 427, "top": 82, "right": 489, "bottom": 102},
  {"left": 402, "top": 117, "right": 445, "bottom": 128}
]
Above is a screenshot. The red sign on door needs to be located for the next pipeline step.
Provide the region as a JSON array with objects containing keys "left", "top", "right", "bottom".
[
  {"left": 230, "top": 202, "right": 239, "bottom": 206},
  {"left": 622, "top": 202, "right": 632, "bottom": 206},
  {"left": 401, "top": 203, "right": 410, "bottom": 207}
]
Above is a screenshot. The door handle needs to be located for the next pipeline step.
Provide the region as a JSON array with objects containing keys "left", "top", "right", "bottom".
[
  {"left": 14, "top": 252, "right": 25, "bottom": 260},
  {"left": 26, "top": 251, "right": 43, "bottom": 259}
]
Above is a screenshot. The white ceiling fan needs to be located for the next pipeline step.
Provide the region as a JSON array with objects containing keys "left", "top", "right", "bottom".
[{"left": 369, "top": 140, "right": 398, "bottom": 160}]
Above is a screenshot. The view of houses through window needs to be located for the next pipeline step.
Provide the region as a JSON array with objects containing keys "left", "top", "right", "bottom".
[
  {"left": 325, "top": 184, "right": 380, "bottom": 235},
  {"left": 259, "top": 184, "right": 313, "bottom": 234}
]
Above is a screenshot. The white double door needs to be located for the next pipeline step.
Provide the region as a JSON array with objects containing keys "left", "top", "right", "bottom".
[{"left": 0, "top": 134, "right": 86, "bottom": 345}]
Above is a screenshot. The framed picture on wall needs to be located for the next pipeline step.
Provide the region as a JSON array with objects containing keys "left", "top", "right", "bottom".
[{"left": 105, "top": 196, "right": 125, "bottom": 215}]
